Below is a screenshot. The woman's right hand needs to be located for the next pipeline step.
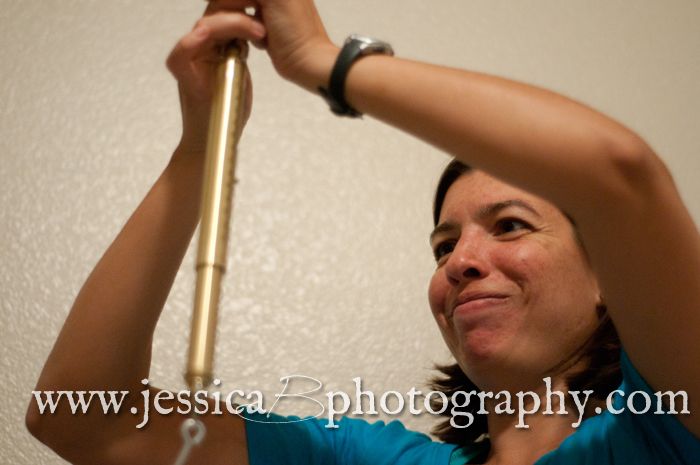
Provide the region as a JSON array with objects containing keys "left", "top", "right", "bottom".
[
  {"left": 255, "top": 0, "right": 338, "bottom": 92},
  {"left": 166, "top": 1, "right": 266, "bottom": 156}
]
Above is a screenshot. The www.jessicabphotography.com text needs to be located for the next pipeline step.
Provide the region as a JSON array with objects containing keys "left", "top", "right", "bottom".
[{"left": 31, "top": 375, "right": 690, "bottom": 430}]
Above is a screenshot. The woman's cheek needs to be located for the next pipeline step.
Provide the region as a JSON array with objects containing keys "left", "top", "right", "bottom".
[
  {"left": 428, "top": 270, "right": 453, "bottom": 324},
  {"left": 496, "top": 241, "right": 547, "bottom": 285}
]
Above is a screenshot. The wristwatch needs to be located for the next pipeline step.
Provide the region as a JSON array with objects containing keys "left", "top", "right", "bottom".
[{"left": 319, "top": 35, "right": 394, "bottom": 117}]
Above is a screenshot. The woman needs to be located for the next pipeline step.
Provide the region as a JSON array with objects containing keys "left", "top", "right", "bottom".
[{"left": 26, "top": 0, "right": 700, "bottom": 464}]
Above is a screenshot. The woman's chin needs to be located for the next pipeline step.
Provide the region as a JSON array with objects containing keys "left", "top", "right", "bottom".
[
  {"left": 454, "top": 330, "right": 524, "bottom": 383},
  {"left": 456, "top": 335, "right": 508, "bottom": 369},
  {"left": 456, "top": 324, "right": 513, "bottom": 358}
]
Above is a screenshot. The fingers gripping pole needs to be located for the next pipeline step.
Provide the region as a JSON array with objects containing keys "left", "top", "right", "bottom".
[{"left": 175, "top": 41, "right": 248, "bottom": 464}]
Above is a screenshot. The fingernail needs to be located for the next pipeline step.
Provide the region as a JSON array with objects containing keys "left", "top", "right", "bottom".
[{"left": 252, "top": 23, "right": 266, "bottom": 38}]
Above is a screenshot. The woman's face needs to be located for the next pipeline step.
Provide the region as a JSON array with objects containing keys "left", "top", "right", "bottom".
[{"left": 428, "top": 171, "right": 601, "bottom": 391}]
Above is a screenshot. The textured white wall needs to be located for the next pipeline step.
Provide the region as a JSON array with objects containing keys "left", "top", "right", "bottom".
[{"left": 1, "top": 1, "right": 699, "bottom": 463}]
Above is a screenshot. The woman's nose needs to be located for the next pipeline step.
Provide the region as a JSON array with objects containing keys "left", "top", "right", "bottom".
[{"left": 444, "top": 237, "right": 490, "bottom": 285}]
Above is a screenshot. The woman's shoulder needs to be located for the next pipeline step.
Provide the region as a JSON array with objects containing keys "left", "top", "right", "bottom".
[{"left": 538, "top": 351, "right": 700, "bottom": 465}]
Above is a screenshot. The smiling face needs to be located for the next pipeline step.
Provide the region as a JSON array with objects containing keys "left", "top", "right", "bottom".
[{"left": 428, "top": 170, "right": 601, "bottom": 392}]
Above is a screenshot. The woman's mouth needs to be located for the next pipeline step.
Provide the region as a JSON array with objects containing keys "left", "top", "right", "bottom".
[{"left": 450, "top": 292, "right": 510, "bottom": 318}]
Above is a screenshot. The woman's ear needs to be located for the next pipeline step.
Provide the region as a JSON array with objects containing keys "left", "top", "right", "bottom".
[{"left": 595, "top": 294, "right": 607, "bottom": 317}]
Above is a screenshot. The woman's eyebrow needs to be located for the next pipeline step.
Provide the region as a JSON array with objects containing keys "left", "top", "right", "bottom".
[
  {"left": 476, "top": 199, "right": 542, "bottom": 220},
  {"left": 430, "top": 199, "right": 542, "bottom": 242},
  {"left": 430, "top": 222, "right": 459, "bottom": 243}
]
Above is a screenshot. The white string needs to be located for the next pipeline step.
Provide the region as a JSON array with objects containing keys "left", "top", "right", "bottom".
[{"left": 173, "top": 418, "right": 207, "bottom": 465}]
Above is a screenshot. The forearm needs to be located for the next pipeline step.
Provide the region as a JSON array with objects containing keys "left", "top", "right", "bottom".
[
  {"left": 299, "top": 47, "right": 656, "bottom": 215},
  {"left": 28, "top": 148, "right": 204, "bottom": 433}
]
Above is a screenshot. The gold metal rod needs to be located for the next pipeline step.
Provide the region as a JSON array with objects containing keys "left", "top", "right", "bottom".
[{"left": 185, "top": 41, "right": 248, "bottom": 393}]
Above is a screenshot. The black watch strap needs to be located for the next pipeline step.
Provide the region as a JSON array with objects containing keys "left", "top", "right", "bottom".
[{"left": 319, "top": 36, "right": 394, "bottom": 117}]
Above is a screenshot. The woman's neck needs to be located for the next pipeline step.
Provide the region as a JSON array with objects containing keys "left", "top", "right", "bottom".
[{"left": 477, "top": 377, "right": 603, "bottom": 465}]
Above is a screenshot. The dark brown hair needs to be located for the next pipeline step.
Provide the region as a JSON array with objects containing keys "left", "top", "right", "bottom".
[{"left": 429, "top": 159, "right": 622, "bottom": 446}]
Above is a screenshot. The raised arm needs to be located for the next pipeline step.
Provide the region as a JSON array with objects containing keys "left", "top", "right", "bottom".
[
  {"left": 257, "top": 0, "right": 700, "bottom": 435},
  {"left": 25, "top": 4, "right": 264, "bottom": 464}
]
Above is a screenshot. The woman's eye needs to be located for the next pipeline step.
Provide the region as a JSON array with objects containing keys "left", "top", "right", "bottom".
[
  {"left": 433, "top": 241, "right": 455, "bottom": 261},
  {"left": 495, "top": 218, "right": 531, "bottom": 236}
]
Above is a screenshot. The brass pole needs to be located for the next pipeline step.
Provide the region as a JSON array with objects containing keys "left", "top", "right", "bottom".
[{"left": 185, "top": 41, "right": 248, "bottom": 393}]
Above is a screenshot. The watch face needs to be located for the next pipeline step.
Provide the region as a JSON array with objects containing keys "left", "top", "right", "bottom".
[{"left": 347, "top": 35, "right": 394, "bottom": 56}]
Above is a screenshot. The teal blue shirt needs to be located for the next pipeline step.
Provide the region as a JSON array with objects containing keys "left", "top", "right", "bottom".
[{"left": 245, "top": 352, "right": 699, "bottom": 464}]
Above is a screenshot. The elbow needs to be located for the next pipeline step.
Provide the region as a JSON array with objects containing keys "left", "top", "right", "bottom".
[
  {"left": 25, "top": 399, "right": 46, "bottom": 443},
  {"left": 25, "top": 401, "right": 62, "bottom": 457},
  {"left": 25, "top": 383, "right": 57, "bottom": 446},
  {"left": 600, "top": 132, "right": 669, "bottom": 202},
  {"left": 25, "top": 399, "right": 92, "bottom": 464}
]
